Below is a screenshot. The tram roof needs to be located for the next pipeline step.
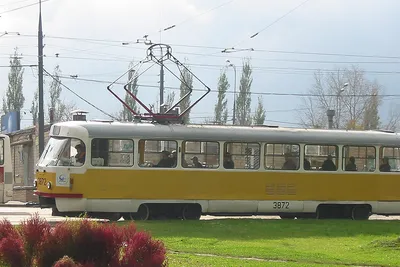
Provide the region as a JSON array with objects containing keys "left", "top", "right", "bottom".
[{"left": 52, "top": 121, "right": 400, "bottom": 146}]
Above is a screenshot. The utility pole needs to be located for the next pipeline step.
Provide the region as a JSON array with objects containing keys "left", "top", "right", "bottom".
[
  {"left": 159, "top": 47, "right": 164, "bottom": 113},
  {"left": 160, "top": 64, "right": 164, "bottom": 113},
  {"left": 38, "top": 0, "right": 45, "bottom": 156}
]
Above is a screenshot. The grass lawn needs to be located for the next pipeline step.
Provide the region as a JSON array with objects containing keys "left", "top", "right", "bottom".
[{"left": 127, "top": 218, "right": 400, "bottom": 267}]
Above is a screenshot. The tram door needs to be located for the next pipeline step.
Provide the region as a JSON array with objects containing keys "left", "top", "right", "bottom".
[{"left": 0, "top": 136, "right": 13, "bottom": 203}]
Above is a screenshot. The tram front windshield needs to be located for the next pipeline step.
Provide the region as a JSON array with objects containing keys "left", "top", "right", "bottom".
[{"left": 38, "top": 137, "right": 84, "bottom": 167}]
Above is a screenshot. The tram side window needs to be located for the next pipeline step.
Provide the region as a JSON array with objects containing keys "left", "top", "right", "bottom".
[
  {"left": 342, "top": 146, "right": 375, "bottom": 172},
  {"left": 182, "top": 141, "right": 219, "bottom": 168},
  {"left": 304, "top": 145, "right": 338, "bottom": 171},
  {"left": 0, "top": 138, "right": 4, "bottom": 165},
  {"left": 379, "top": 147, "right": 400, "bottom": 172},
  {"left": 224, "top": 142, "right": 260, "bottom": 169},
  {"left": 138, "top": 140, "right": 177, "bottom": 168},
  {"left": 91, "top": 139, "right": 134, "bottom": 167},
  {"left": 265, "top": 144, "right": 300, "bottom": 170}
]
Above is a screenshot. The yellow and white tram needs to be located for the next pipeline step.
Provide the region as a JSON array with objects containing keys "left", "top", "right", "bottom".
[{"left": 34, "top": 120, "right": 400, "bottom": 220}]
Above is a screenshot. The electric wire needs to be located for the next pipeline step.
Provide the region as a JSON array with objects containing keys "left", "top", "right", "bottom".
[
  {"left": 0, "top": 0, "right": 51, "bottom": 15},
  {"left": 52, "top": 74, "right": 400, "bottom": 99},
  {"left": 232, "top": 0, "right": 312, "bottom": 48},
  {"left": 43, "top": 68, "right": 117, "bottom": 120}
]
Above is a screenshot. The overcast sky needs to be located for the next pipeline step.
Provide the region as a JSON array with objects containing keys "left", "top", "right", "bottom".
[{"left": 0, "top": 0, "right": 399, "bottom": 129}]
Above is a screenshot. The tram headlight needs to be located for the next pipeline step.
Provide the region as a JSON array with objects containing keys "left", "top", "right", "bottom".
[
  {"left": 46, "top": 181, "right": 52, "bottom": 189},
  {"left": 33, "top": 179, "right": 37, "bottom": 188}
]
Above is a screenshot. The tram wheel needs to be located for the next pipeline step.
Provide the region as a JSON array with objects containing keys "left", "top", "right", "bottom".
[
  {"left": 351, "top": 205, "right": 371, "bottom": 220},
  {"left": 181, "top": 204, "right": 201, "bottom": 220},
  {"left": 130, "top": 204, "right": 150, "bottom": 221}
]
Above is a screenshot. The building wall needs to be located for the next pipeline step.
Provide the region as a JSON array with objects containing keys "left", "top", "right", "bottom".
[{"left": 8, "top": 125, "right": 51, "bottom": 203}]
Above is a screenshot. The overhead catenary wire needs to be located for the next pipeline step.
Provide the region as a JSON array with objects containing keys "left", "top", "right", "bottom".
[
  {"left": 160, "top": 0, "right": 236, "bottom": 33},
  {"left": 51, "top": 74, "right": 400, "bottom": 99},
  {"left": 11, "top": 33, "right": 400, "bottom": 60},
  {"left": 231, "top": 0, "right": 312, "bottom": 48},
  {"left": 0, "top": 0, "right": 51, "bottom": 15},
  {"left": 0, "top": 64, "right": 37, "bottom": 67},
  {"left": 43, "top": 68, "right": 117, "bottom": 120}
]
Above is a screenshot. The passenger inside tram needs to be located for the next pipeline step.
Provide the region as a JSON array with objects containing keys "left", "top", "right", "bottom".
[
  {"left": 223, "top": 152, "right": 235, "bottom": 169},
  {"left": 154, "top": 150, "right": 174, "bottom": 167},
  {"left": 321, "top": 155, "right": 336, "bottom": 171},
  {"left": 75, "top": 143, "right": 86, "bottom": 164},
  {"left": 345, "top": 156, "right": 357, "bottom": 171},
  {"left": 379, "top": 156, "right": 391, "bottom": 172},
  {"left": 191, "top": 156, "right": 203, "bottom": 168},
  {"left": 282, "top": 152, "right": 297, "bottom": 170},
  {"left": 303, "top": 158, "right": 311, "bottom": 170},
  {"left": 170, "top": 150, "right": 177, "bottom": 167}
]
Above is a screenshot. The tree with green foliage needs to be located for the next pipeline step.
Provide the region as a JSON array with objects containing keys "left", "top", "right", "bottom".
[
  {"left": 122, "top": 66, "right": 139, "bottom": 122},
  {"left": 31, "top": 88, "right": 39, "bottom": 125},
  {"left": 3, "top": 47, "right": 25, "bottom": 114},
  {"left": 214, "top": 70, "right": 229, "bottom": 125},
  {"left": 363, "top": 88, "right": 380, "bottom": 130},
  {"left": 48, "top": 65, "right": 76, "bottom": 122},
  {"left": 179, "top": 64, "right": 193, "bottom": 124},
  {"left": 235, "top": 58, "right": 253, "bottom": 126},
  {"left": 253, "top": 96, "right": 266, "bottom": 125}
]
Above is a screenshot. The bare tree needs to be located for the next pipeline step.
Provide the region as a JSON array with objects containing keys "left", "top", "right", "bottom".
[
  {"left": 299, "top": 66, "right": 381, "bottom": 129},
  {"left": 383, "top": 103, "right": 400, "bottom": 131},
  {"left": 165, "top": 91, "right": 175, "bottom": 109}
]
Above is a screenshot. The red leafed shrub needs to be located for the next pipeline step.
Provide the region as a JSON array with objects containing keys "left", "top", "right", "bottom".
[
  {"left": 72, "top": 220, "right": 121, "bottom": 266},
  {"left": 0, "top": 218, "right": 19, "bottom": 240},
  {"left": 0, "top": 215, "right": 167, "bottom": 267},
  {"left": 53, "top": 256, "right": 79, "bottom": 267},
  {"left": 119, "top": 231, "right": 167, "bottom": 267},
  {"left": 0, "top": 236, "right": 25, "bottom": 267},
  {"left": 19, "top": 212, "right": 51, "bottom": 259}
]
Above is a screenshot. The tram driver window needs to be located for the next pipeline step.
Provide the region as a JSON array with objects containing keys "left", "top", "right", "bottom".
[
  {"left": 55, "top": 138, "right": 86, "bottom": 167},
  {"left": 379, "top": 147, "right": 400, "bottom": 172},
  {"left": 304, "top": 145, "right": 338, "bottom": 171},
  {"left": 342, "top": 146, "right": 376, "bottom": 172},
  {"left": 138, "top": 140, "right": 177, "bottom": 168},
  {"left": 265, "top": 144, "right": 300, "bottom": 170},
  {"left": 91, "top": 139, "right": 134, "bottom": 167},
  {"left": 224, "top": 142, "right": 260, "bottom": 170},
  {"left": 182, "top": 141, "right": 219, "bottom": 168}
]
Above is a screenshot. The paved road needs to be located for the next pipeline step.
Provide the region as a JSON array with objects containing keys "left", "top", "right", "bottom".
[{"left": 0, "top": 205, "right": 398, "bottom": 225}]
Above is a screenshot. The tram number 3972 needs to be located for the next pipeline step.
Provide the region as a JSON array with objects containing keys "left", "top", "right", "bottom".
[{"left": 273, "top": 201, "right": 290, "bottom": 210}]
